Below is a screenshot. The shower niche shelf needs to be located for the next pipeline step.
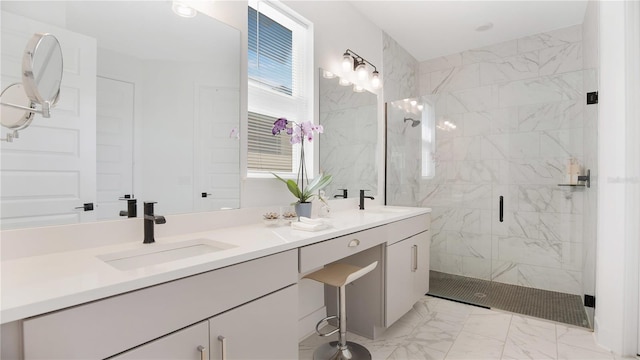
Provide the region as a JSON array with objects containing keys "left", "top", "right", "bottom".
[{"left": 558, "top": 169, "right": 591, "bottom": 188}]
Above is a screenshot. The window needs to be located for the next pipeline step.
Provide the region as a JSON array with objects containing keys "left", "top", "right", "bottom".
[
  {"left": 421, "top": 101, "right": 436, "bottom": 179},
  {"left": 247, "top": 0, "right": 312, "bottom": 176}
]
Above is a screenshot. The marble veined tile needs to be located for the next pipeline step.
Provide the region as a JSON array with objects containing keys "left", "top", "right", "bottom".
[
  {"left": 461, "top": 256, "right": 491, "bottom": 280},
  {"left": 518, "top": 99, "right": 584, "bottom": 132},
  {"left": 453, "top": 136, "right": 483, "bottom": 161},
  {"left": 462, "top": 313, "right": 512, "bottom": 341},
  {"left": 540, "top": 128, "right": 584, "bottom": 158},
  {"left": 501, "top": 158, "right": 566, "bottom": 185},
  {"left": 497, "top": 235, "right": 562, "bottom": 269},
  {"left": 539, "top": 213, "right": 584, "bottom": 243},
  {"left": 462, "top": 40, "right": 518, "bottom": 65},
  {"left": 480, "top": 51, "right": 539, "bottom": 86},
  {"left": 557, "top": 325, "right": 609, "bottom": 354},
  {"left": 420, "top": 53, "right": 463, "bottom": 73},
  {"left": 517, "top": 264, "right": 581, "bottom": 294},
  {"left": 387, "top": 342, "right": 447, "bottom": 360},
  {"left": 502, "top": 314, "right": 557, "bottom": 359},
  {"left": 430, "top": 64, "right": 480, "bottom": 94},
  {"left": 447, "top": 85, "right": 499, "bottom": 114},
  {"left": 498, "top": 71, "right": 583, "bottom": 108},
  {"left": 446, "top": 231, "right": 492, "bottom": 259},
  {"left": 445, "top": 331, "right": 505, "bottom": 360},
  {"left": 518, "top": 25, "right": 582, "bottom": 53},
  {"left": 557, "top": 343, "right": 614, "bottom": 360},
  {"left": 539, "top": 42, "right": 583, "bottom": 76}
]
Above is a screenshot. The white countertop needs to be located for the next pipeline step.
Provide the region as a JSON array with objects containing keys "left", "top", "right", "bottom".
[{"left": 0, "top": 206, "right": 430, "bottom": 324}]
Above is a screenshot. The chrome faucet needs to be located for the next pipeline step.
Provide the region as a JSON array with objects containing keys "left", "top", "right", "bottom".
[
  {"left": 359, "top": 190, "right": 374, "bottom": 210},
  {"left": 143, "top": 202, "right": 166, "bottom": 244},
  {"left": 334, "top": 189, "right": 348, "bottom": 198}
]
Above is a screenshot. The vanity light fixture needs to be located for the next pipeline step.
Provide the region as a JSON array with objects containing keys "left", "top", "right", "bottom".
[
  {"left": 342, "top": 49, "right": 381, "bottom": 89},
  {"left": 172, "top": 1, "right": 197, "bottom": 18}
]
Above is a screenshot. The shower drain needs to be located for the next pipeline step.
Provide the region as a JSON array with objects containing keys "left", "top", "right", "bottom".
[{"left": 474, "top": 292, "right": 487, "bottom": 298}]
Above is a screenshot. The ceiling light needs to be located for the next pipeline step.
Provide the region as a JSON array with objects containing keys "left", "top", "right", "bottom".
[
  {"left": 353, "top": 84, "right": 365, "bottom": 93},
  {"left": 475, "top": 22, "right": 493, "bottom": 32},
  {"left": 172, "top": 1, "right": 197, "bottom": 18},
  {"left": 339, "top": 77, "right": 351, "bottom": 86},
  {"left": 417, "top": 104, "right": 424, "bottom": 111}
]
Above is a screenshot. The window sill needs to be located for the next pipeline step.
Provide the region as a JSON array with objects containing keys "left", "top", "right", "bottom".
[{"left": 246, "top": 171, "right": 297, "bottom": 180}]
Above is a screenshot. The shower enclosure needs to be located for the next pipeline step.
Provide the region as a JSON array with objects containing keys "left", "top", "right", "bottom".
[{"left": 385, "top": 55, "right": 598, "bottom": 327}]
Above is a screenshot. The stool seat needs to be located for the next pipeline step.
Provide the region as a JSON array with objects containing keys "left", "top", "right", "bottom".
[
  {"left": 303, "top": 261, "right": 378, "bottom": 360},
  {"left": 304, "top": 262, "right": 377, "bottom": 287}
]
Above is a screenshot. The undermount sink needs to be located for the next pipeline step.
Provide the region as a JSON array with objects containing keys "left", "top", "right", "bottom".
[{"left": 98, "top": 238, "right": 236, "bottom": 271}]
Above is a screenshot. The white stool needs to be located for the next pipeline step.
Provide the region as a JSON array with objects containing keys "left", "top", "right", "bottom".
[{"left": 304, "top": 261, "right": 378, "bottom": 360}]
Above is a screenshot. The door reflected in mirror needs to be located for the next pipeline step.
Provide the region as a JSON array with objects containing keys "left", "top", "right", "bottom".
[
  {"left": 0, "top": 1, "right": 241, "bottom": 230},
  {"left": 318, "top": 68, "right": 378, "bottom": 199}
]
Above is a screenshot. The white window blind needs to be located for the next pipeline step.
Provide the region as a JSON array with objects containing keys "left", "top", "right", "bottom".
[
  {"left": 247, "top": 0, "right": 312, "bottom": 175},
  {"left": 247, "top": 112, "right": 292, "bottom": 172}
]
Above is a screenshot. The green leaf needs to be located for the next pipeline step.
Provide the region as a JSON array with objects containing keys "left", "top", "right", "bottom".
[{"left": 305, "top": 174, "right": 333, "bottom": 195}]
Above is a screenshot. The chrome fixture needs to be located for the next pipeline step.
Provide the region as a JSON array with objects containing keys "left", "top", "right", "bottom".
[
  {"left": 341, "top": 49, "right": 381, "bottom": 89},
  {"left": 404, "top": 117, "right": 421, "bottom": 127},
  {"left": 143, "top": 202, "right": 166, "bottom": 244},
  {"left": 359, "top": 190, "right": 374, "bottom": 210}
]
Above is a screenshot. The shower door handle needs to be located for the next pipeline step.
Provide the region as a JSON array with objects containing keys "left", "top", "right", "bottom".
[{"left": 499, "top": 196, "right": 504, "bottom": 223}]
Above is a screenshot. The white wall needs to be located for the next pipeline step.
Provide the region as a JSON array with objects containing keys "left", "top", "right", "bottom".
[
  {"left": 243, "top": 1, "right": 385, "bottom": 209},
  {"left": 594, "top": 0, "right": 640, "bottom": 355},
  {"left": 581, "top": 0, "right": 599, "bottom": 325}
]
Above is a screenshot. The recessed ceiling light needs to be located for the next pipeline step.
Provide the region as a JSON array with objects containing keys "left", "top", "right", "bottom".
[
  {"left": 475, "top": 22, "right": 493, "bottom": 32},
  {"left": 172, "top": 1, "right": 197, "bottom": 18}
]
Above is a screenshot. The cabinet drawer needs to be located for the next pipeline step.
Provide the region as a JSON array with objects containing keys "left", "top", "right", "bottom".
[
  {"left": 385, "top": 214, "right": 430, "bottom": 246},
  {"left": 299, "top": 227, "right": 385, "bottom": 273},
  {"left": 23, "top": 250, "right": 297, "bottom": 360}
]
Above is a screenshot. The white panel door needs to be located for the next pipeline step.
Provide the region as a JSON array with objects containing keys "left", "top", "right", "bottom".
[
  {"left": 96, "top": 77, "right": 134, "bottom": 220},
  {"left": 1, "top": 11, "right": 97, "bottom": 229},
  {"left": 194, "top": 86, "right": 240, "bottom": 211}
]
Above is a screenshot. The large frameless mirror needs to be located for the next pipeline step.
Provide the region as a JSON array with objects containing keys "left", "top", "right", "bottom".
[
  {"left": 318, "top": 68, "right": 378, "bottom": 200},
  {"left": 1, "top": 2, "right": 241, "bottom": 230}
]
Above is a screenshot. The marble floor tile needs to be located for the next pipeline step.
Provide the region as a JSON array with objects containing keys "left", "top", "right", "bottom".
[
  {"left": 445, "top": 331, "right": 506, "bottom": 360},
  {"left": 461, "top": 313, "right": 513, "bottom": 341},
  {"left": 556, "top": 324, "right": 610, "bottom": 355},
  {"left": 299, "top": 296, "right": 629, "bottom": 360}
]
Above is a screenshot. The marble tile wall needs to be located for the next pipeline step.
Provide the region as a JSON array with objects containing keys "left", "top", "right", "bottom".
[
  {"left": 389, "top": 25, "right": 590, "bottom": 295},
  {"left": 383, "top": 31, "right": 419, "bottom": 103}
]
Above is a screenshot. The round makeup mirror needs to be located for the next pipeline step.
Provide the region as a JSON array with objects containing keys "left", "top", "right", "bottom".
[
  {"left": 0, "top": 83, "right": 35, "bottom": 130},
  {"left": 1, "top": 33, "right": 63, "bottom": 141},
  {"left": 22, "top": 33, "right": 63, "bottom": 115}
]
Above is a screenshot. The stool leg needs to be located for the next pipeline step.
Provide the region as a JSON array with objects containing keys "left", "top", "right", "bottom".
[{"left": 338, "top": 285, "right": 348, "bottom": 351}]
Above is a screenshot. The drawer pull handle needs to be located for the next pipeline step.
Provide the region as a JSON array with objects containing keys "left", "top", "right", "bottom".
[
  {"left": 412, "top": 245, "right": 418, "bottom": 272},
  {"left": 197, "top": 345, "right": 206, "bottom": 360},
  {"left": 348, "top": 239, "right": 360, "bottom": 247},
  {"left": 218, "top": 335, "right": 227, "bottom": 360}
]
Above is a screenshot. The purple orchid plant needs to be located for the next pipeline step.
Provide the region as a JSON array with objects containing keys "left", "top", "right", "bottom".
[{"left": 271, "top": 118, "right": 332, "bottom": 204}]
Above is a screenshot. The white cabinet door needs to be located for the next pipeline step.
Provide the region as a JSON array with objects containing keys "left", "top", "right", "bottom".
[
  {"left": 111, "top": 321, "right": 208, "bottom": 360},
  {"left": 385, "top": 230, "right": 430, "bottom": 327},
  {"left": 209, "top": 285, "right": 298, "bottom": 360},
  {"left": 412, "top": 231, "right": 430, "bottom": 301}
]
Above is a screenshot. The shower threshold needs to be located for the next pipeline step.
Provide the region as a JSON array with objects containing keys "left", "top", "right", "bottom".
[{"left": 427, "top": 271, "right": 591, "bottom": 329}]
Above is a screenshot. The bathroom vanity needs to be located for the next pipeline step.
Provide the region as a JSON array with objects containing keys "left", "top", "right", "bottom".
[{"left": 0, "top": 205, "right": 430, "bottom": 359}]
